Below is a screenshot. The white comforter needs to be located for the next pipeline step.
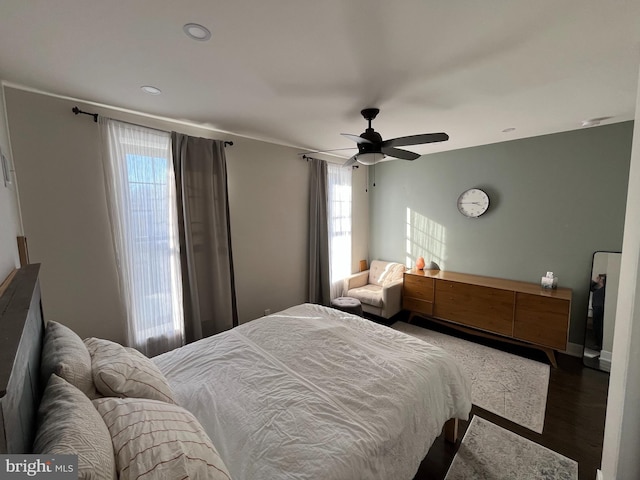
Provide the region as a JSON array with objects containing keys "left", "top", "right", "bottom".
[{"left": 154, "top": 304, "right": 471, "bottom": 480}]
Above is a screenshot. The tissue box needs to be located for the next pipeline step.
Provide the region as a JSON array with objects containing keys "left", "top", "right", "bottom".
[{"left": 541, "top": 276, "right": 558, "bottom": 289}]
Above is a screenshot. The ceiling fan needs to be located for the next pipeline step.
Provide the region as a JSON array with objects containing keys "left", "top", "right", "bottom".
[{"left": 341, "top": 108, "right": 449, "bottom": 167}]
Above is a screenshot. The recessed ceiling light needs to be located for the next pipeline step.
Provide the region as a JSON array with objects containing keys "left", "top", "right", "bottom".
[
  {"left": 502, "top": 127, "right": 516, "bottom": 133},
  {"left": 581, "top": 116, "right": 612, "bottom": 127},
  {"left": 183, "top": 23, "right": 211, "bottom": 41},
  {"left": 141, "top": 85, "right": 162, "bottom": 95}
]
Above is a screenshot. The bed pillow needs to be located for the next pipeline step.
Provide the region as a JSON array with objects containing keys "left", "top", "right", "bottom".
[
  {"left": 41, "top": 320, "right": 99, "bottom": 399},
  {"left": 93, "top": 397, "right": 232, "bottom": 480},
  {"left": 84, "top": 337, "right": 176, "bottom": 403},
  {"left": 33, "top": 374, "right": 116, "bottom": 480}
]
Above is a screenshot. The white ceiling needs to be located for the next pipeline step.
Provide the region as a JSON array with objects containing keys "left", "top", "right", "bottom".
[{"left": 1, "top": 0, "right": 639, "bottom": 157}]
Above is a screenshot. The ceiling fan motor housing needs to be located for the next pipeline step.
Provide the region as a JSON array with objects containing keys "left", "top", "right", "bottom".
[
  {"left": 358, "top": 144, "right": 381, "bottom": 155},
  {"left": 358, "top": 128, "right": 383, "bottom": 154}
]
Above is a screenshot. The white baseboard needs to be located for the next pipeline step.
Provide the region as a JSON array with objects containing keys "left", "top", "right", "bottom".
[
  {"left": 599, "top": 350, "right": 612, "bottom": 372},
  {"left": 566, "top": 342, "right": 584, "bottom": 357}
]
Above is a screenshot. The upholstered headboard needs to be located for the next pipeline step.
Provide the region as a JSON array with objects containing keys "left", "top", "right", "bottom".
[{"left": 0, "top": 264, "right": 44, "bottom": 453}]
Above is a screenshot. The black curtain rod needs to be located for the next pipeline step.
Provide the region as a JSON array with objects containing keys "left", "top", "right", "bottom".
[
  {"left": 71, "top": 106, "right": 234, "bottom": 146},
  {"left": 72, "top": 106, "right": 97, "bottom": 122}
]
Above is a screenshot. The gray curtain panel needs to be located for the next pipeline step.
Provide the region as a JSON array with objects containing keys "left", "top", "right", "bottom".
[
  {"left": 172, "top": 132, "right": 238, "bottom": 341},
  {"left": 308, "top": 158, "right": 331, "bottom": 306}
]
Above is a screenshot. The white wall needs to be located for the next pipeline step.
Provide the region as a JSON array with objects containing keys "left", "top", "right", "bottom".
[
  {"left": 0, "top": 83, "right": 22, "bottom": 282},
  {"left": 5, "top": 87, "right": 369, "bottom": 341},
  {"left": 601, "top": 63, "right": 640, "bottom": 479}
]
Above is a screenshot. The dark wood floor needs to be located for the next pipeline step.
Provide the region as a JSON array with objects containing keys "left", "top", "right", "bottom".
[{"left": 371, "top": 314, "right": 610, "bottom": 480}]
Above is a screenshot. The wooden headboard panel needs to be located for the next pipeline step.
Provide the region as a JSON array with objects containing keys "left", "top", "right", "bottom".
[{"left": 0, "top": 264, "right": 44, "bottom": 454}]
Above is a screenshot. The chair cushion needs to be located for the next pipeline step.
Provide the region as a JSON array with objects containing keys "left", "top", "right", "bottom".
[{"left": 347, "top": 284, "right": 384, "bottom": 308}]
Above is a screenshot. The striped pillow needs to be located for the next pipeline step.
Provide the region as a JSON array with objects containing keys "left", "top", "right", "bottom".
[
  {"left": 84, "top": 337, "right": 175, "bottom": 404},
  {"left": 34, "top": 375, "right": 116, "bottom": 480},
  {"left": 41, "top": 320, "right": 99, "bottom": 399},
  {"left": 93, "top": 397, "right": 231, "bottom": 480}
]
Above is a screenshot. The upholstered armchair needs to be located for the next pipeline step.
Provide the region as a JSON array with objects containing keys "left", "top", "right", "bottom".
[{"left": 343, "top": 260, "right": 406, "bottom": 319}]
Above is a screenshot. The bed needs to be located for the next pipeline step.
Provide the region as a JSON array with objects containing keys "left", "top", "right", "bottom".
[{"left": 0, "top": 265, "right": 471, "bottom": 480}]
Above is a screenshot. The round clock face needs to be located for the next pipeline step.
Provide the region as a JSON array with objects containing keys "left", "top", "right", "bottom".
[{"left": 457, "top": 188, "right": 490, "bottom": 218}]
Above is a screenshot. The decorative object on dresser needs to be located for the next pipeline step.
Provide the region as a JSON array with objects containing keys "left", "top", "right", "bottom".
[
  {"left": 541, "top": 271, "right": 559, "bottom": 289},
  {"left": 343, "top": 260, "right": 406, "bottom": 319},
  {"left": 426, "top": 260, "right": 440, "bottom": 271},
  {"left": 403, "top": 269, "right": 572, "bottom": 367}
]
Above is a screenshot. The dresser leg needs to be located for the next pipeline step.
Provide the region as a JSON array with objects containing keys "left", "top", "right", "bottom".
[{"left": 543, "top": 348, "right": 558, "bottom": 368}]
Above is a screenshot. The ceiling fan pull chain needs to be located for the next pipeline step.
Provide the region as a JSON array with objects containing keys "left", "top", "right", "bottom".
[{"left": 365, "top": 164, "right": 369, "bottom": 192}]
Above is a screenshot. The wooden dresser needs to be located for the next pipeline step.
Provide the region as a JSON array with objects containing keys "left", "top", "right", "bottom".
[{"left": 403, "top": 269, "right": 572, "bottom": 366}]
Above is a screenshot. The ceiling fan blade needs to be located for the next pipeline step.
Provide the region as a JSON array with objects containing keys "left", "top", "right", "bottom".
[
  {"left": 381, "top": 132, "right": 449, "bottom": 148},
  {"left": 341, "top": 133, "right": 373, "bottom": 144},
  {"left": 298, "top": 147, "right": 357, "bottom": 156},
  {"left": 381, "top": 146, "right": 420, "bottom": 161},
  {"left": 342, "top": 154, "right": 359, "bottom": 167}
]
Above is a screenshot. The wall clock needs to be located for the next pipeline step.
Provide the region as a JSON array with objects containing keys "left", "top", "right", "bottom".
[{"left": 457, "top": 188, "right": 490, "bottom": 218}]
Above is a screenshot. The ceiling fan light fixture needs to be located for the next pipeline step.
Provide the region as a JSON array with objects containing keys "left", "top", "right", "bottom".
[
  {"left": 581, "top": 116, "right": 612, "bottom": 127},
  {"left": 357, "top": 152, "right": 386, "bottom": 165}
]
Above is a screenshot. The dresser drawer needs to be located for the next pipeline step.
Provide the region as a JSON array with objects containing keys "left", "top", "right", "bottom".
[
  {"left": 403, "top": 274, "right": 434, "bottom": 302},
  {"left": 434, "top": 280, "right": 514, "bottom": 336},
  {"left": 514, "top": 293, "right": 570, "bottom": 350},
  {"left": 402, "top": 297, "right": 433, "bottom": 316}
]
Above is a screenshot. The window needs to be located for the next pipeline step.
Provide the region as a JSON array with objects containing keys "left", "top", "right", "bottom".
[
  {"left": 100, "top": 120, "right": 184, "bottom": 356},
  {"left": 327, "top": 163, "right": 352, "bottom": 299}
]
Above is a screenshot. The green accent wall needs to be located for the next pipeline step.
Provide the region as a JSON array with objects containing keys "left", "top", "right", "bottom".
[{"left": 370, "top": 122, "right": 633, "bottom": 344}]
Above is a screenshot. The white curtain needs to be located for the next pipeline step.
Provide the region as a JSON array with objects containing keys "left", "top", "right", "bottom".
[
  {"left": 327, "top": 163, "right": 352, "bottom": 300},
  {"left": 99, "top": 118, "right": 184, "bottom": 356}
]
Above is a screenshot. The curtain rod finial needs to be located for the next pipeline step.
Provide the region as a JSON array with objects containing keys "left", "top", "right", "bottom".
[{"left": 72, "top": 106, "right": 98, "bottom": 122}]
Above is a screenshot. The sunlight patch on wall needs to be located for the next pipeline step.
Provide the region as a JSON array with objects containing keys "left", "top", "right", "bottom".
[{"left": 406, "top": 208, "right": 446, "bottom": 269}]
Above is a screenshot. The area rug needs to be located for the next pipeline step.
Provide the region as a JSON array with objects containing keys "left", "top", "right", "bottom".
[
  {"left": 391, "top": 321, "right": 549, "bottom": 433},
  {"left": 444, "top": 416, "right": 577, "bottom": 480}
]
